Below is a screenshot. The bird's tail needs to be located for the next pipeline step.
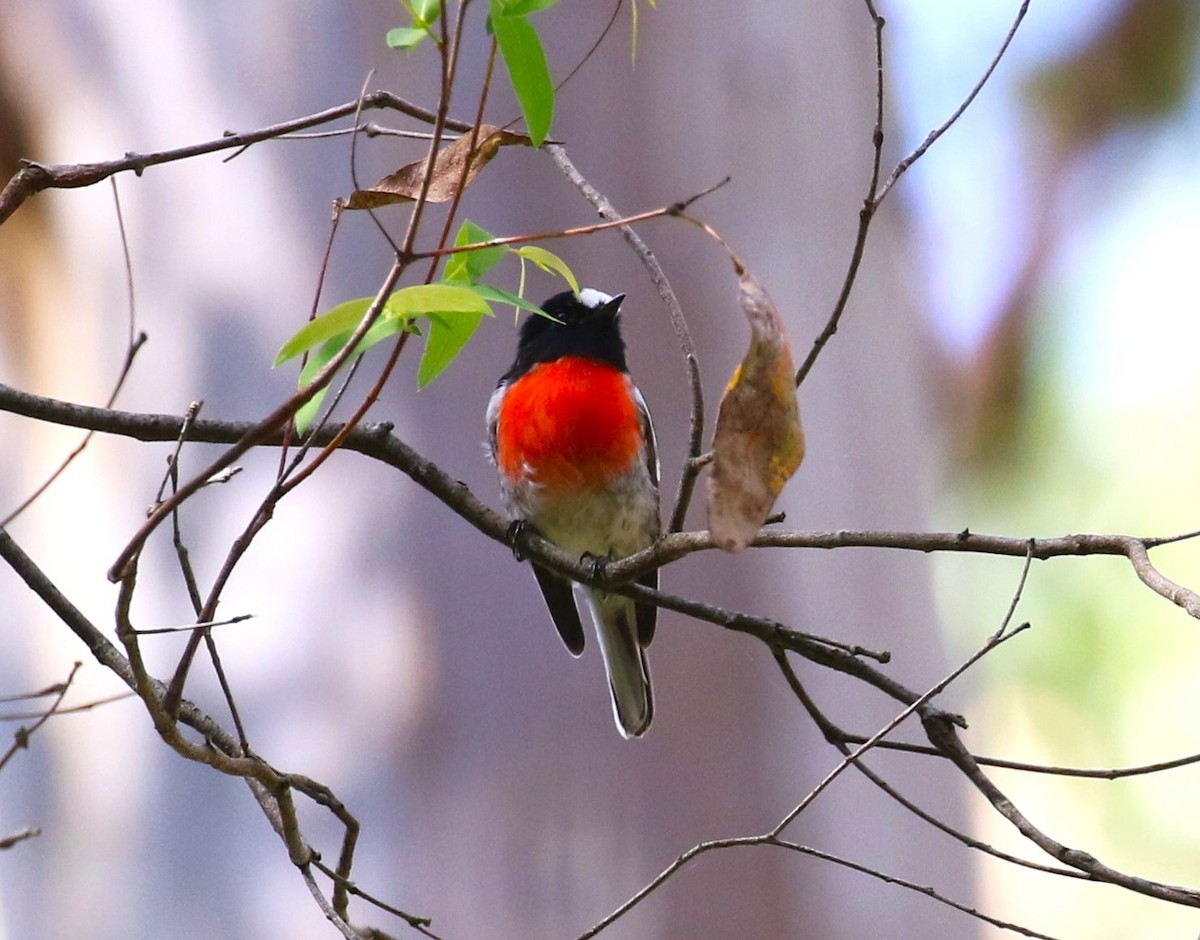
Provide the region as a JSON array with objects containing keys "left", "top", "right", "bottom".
[{"left": 585, "top": 589, "right": 653, "bottom": 737}]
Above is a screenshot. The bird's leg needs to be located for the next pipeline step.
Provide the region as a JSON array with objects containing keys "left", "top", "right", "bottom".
[
  {"left": 507, "top": 519, "right": 539, "bottom": 562},
  {"left": 580, "top": 550, "right": 613, "bottom": 592}
]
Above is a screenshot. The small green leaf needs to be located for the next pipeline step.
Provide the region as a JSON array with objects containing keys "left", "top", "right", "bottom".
[
  {"left": 391, "top": 283, "right": 493, "bottom": 388},
  {"left": 387, "top": 26, "right": 431, "bottom": 49},
  {"left": 490, "top": 6, "right": 554, "bottom": 146},
  {"left": 409, "top": 0, "right": 441, "bottom": 21},
  {"left": 281, "top": 283, "right": 496, "bottom": 424},
  {"left": 515, "top": 245, "right": 579, "bottom": 293},
  {"left": 418, "top": 309, "right": 486, "bottom": 388},
  {"left": 390, "top": 0, "right": 441, "bottom": 50},
  {"left": 275, "top": 297, "right": 377, "bottom": 366},
  {"left": 493, "top": 0, "right": 558, "bottom": 14},
  {"left": 387, "top": 282, "right": 493, "bottom": 318},
  {"left": 293, "top": 316, "right": 414, "bottom": 434},
  {"left": 454, "top": 281, "right": 547, "bottom": 317},
  {"left": 445, "top": 220, "right": 507, "bottom": 284}
]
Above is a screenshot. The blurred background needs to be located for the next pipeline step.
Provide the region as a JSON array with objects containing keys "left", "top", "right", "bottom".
[{"left": 0, "top": 1, "right": 1197, "bottom": 938}]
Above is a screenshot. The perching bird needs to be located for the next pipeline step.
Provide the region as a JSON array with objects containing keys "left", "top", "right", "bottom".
[{"left": 487, "top": 288, "right": 660, "bottom": 737}]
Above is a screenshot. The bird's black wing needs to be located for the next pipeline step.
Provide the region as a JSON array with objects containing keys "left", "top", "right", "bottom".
[
  {"left": 633, "top": 384, "right": 660, "bottom": 648},
  {"left": 532, "top": 563, "right": 586, "bottom": 656}
]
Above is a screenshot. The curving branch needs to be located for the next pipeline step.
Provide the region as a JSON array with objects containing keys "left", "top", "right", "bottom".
[
  {"left": 0, "top": 519, "right": 429, "bottom": 937},
  {"left": 544, "top": 143, "right": 708, "bottom": 533}
]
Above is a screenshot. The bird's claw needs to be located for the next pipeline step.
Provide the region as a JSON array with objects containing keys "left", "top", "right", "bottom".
[
  {"left": 580, "top": 551, "right": 611, "bottom": 588},
  {"left": 507, "top": 520, "right": 530, "bottom": 561}
]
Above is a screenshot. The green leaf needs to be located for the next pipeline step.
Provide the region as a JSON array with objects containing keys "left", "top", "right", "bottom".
[
  {"left": 445, "top": 220, "right": 507, "bottom": 284},
  {"left": 515, "top": 245, "right": 579, "bottom": 293},
  {"left": 418, "top": 309, "right": 486, "bottom": 388},
  {"left": 458, "top": 282, "right": 547, "bottom": 317},
  {"left": 493, "top": 0, "right": 558, "bottom": 14},
  {"left": 293, "top": 315, "right": 414, "bottom": 434},
  {"left": 490, "top": 6, "right": 554, "bottom": 147},
  {"left": 408, "top": 0, "right": 441, "bottom": 21},
  {"left": 280, "top": 283, "right": 495, "bottom": 427},
  {"left": 387, "top": 282, "right": 493, "bottom": 318},
  {"left": 390, "top": 282, "right": 494, "bottom": 388},
  {"left": 390, "top": 0, "right": 441, "bottom": 50},
  {"left": 275, "top": 297, "right": 378, "bottom": 366},
  {"left": 387, "top": 26, "right": 431, "bottom": 50}
]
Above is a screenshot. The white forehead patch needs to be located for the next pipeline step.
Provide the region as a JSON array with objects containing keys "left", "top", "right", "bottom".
[{"left": 577, "top": 288, "right": 613, "bottom": 309}]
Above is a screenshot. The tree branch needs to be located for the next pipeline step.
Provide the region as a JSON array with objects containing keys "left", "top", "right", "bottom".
[
  {"left": 0, "top": 91, "right": 472, "bottom": 227},
  {"left": 5, "top": 381, "right": 1199, "bottom": 625}
]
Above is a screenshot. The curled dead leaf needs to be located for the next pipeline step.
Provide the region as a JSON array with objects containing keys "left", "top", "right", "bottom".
[
  {"left": 346, "top": 125, "right": 531, "bottom": 210},
  {"left": 707, "top": 265, "right": 805, "bottom": 552}
]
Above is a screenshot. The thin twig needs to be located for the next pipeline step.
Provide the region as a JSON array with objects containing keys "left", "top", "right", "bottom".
[
  {"left": 546, "top": 144, "right": 710, "bottom": 532},
  {"left": 299, "top": 864, "right": 360, "bottom": 940},
  {"left": 311, "top": 859, "right": 441, "bottom": 939},
  {"left": 0, "top": 180, "right": 147, "bottom": 527},
  {"left": 0, "top": 91, "right": 473, "bottom": 227},
  {"left": 407, "top": 177, "right": 729, "bottom": 261},
  {"left": 0, "top": 691, "right": 135, "bottom": 721},
  {"left": 249, "top": 123, "right": 446, "bottom": 144},
  {"left": 775, "top": 654, "right": 1088, "bottom": 882},
  {"left": 796, "top": 0, "right": 1031, "bottom": 388},
  {"left": 768, "top": 617, "right": 1030, "bottom": 838},
  {"left": 133, "top": 614, "right": 254, "bottom": 636},
  {"left": 771, "top": 840, "right": 1064, "bottom": 940},
  {"left": 923, "top": 710, "right": 1200, "bottom": 906},
  {"left": 875, "top": 0, "right": 1032, "bottom": 204},
  {"left": 0, "top": 827, "right": 42, "bottom": 850},
  {"left": 0, "top": 661, "right": 81, "bottom": 774},
  {"left": 105, "top": 253, "right": 409, "bottom": 582},
  {"left": 793, "top": 1, "right": 886, "bottom": 389},
  {"left": 830, "top": 732, "right": 1200, "bottom": 781}
]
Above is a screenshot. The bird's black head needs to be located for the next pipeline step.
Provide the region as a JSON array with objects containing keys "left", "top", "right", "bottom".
[{"left": 500, "top": 289, "right": 628, "bottom": 383}]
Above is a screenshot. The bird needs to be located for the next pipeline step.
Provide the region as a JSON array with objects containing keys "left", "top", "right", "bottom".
[{"left": 487, "top": 288, "right": 661, "bottom": 738}]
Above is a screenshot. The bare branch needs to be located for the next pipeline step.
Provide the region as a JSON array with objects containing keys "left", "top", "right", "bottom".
[
  {"left": 545, "top": 143, "right": 709, "bottom": 532},
  {"left": 6, "top": 383, "right": 1200, "bottom": 629},
  {"left": 875, "top": 0, "right": 1033, "bottom": 204},
  {"left": 775, "top": 653, "right": 1090, "bottom": 882},
  {"left": 0, "top": 827, "right": 42, "bottom": 851},
  {"left": 0, "top": 180, "right": 147, "bottom": 529},
  {"left": 769, "top": 615, "right": 1030, "bottom": 839},
  {"left": 923, "top": 711, "right": 1200, "bottom": 906},
  {"left": 771, "top": 840, "right": 1064, "bottom": 940},
  {"left": 0, "top": 91, "right": 473, "bottom": 226},
  {"left": 0, "top": 526, "right": 430, "bottom": 933},
  {"left": 406, "top": 176, "right": 729, "bottom": 262},
  {"left": 793, "top": 1, "right": 885, "bottom": 389},
  {"left": 0, "top": 661, "right": 81, "bottom": 774}
]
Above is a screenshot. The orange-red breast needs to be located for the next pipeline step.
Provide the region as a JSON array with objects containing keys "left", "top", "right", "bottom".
[{"left": 487, "top": 289, "right": 660, "bottom": 737}]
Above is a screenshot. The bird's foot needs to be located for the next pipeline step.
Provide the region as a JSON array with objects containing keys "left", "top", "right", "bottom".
[
  {"left": 506, "top": 518, "right": 549, "bottom": 561},
  {"left": 507, "top": 519, "right": 535, "bottom": 562},
  {"left": 580, "top": 551, "right": 612, "bottom": 589}
]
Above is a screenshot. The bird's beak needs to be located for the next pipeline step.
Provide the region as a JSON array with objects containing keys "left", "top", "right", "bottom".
[{"left": 599, "top": 293, "right": 626, "bottom": 318}]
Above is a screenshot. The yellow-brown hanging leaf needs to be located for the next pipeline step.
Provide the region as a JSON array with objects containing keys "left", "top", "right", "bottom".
[
  {"left": 707, "top": 264, "right": 805, "bottom": 552},
  {"left": 346, "top": 125, "right": 530, "bottom": 210}
]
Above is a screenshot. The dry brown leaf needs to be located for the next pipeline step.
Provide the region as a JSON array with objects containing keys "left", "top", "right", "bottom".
[
  {"left": 346, "top": 125, "right": 530, "bottom": 210},
  {"left": 707, "top": 265, "right": 806, "bottom": 552}
]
